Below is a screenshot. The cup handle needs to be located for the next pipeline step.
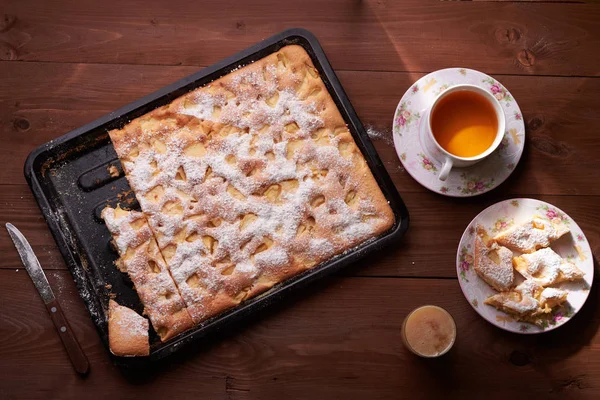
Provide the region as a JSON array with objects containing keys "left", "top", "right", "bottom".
[{"left": 438, "top": 157, "right": 453, "bottom": 181}]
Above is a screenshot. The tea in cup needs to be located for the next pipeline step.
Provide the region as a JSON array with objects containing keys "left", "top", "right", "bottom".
[{"left": 428, "top": 84, "right": 506, "bottom": 181}]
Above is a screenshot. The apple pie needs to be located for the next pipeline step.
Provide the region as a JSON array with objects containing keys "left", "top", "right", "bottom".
[
  {"left": 474, "top": 226, "right": 514, "bottom": 291},
  {"left": 108, "top": 299, "right": 150, "bottom": 356},
  {"left": 102, "top": 206, "right": 194, "bottom": 341},
  {"left": 513, "top": 247, "right": 584, "bottom": 287},
  {"left": 493, "top": 216, "right": 569, "bottom": 253},
  {"left": 484, "top": 280, "right": 568, "bottom": 326},
  {"left": 103, "top": 45, "right": 394, "bottom": 341}
]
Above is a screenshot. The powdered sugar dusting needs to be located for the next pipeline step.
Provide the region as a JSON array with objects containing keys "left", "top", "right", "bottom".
[
  {"left": 487, "top": 280, "right": 540, "bottom": 315},
  {"left": 474, "top": 234, "right": 514, "bottom": 291},
  {"left": 540, "top": 287, "right": 567, "bottom": 301},
  {"left": 254, "top": 247, "right": 289, "bottom": 268},
  {"left": 519, "top": 248, "right": 561, "bottom": 286},
  {"left": 102, "top": 207, "right": 194, "bottom": 339},
  {"left": 365, "top": 125, "right": 393, "bottom": 146},
  {"left": 102, "top": 207, "right": 149, "bottom": 254},
  {"left": 115, "top": 305, "right": 149, "bottom": 338},
  {"left": 494, "top": 217, "right": 570, "bottom": 253},
  {"left": 517, "top": 247, "right": 584, "bottom": 286},
  {"left": 309, "top": 238, "right": 335, "bottom": 258},
  {"left": 109, "top": 46, "right": 393, "bottom": 323}
]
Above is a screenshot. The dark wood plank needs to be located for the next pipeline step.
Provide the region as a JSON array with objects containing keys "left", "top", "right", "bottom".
[
  {"left": 472, "top": 0, "right": 586, "bottom": 3},
  {"left": 0, "top": 0, "right": 599, "bottom": 76},
  {"left": 0, "top": 185, "right": 67, "bottom": 271},
  {"left": 1, "top": 270, "right": 599, "bottom": 399},
  {"left": 363, "top": 192, "right": 600, "bottom": 278},
  {"left": 2, "top": 184, "right": 598, "bottom": 281},
  {"left": 472, "top": 0, "right": 584, "bottom": 3},
  {"left": 1, "top": 62, "right": 599, "bottom": 194},
  {"left": 0, "top": 269, "right": 224, "bottom": 399},
  {"left": 350, "top": 73, "right": 600, "bottom": 197},
  {"left": 1, "top": 0, "right": 599, "bottom": 397}
]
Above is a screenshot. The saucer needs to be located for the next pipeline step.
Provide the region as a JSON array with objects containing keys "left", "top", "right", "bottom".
[
  {"left": 457, "top": 198, "right": 593, "bottom": 334},
  {"left": 392, "top": 68, "right": 525, "bottom": 197}
]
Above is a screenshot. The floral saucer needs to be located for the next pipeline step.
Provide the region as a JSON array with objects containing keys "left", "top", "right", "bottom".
[
  {"left": 457, "top": 199, "right": 593, "bottom": 334},
  {"left": 392, "top": 68, "right": 525, "bottom": 197}
]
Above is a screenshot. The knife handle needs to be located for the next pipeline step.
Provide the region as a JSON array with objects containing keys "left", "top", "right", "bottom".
[{"left": 45, "top": 299, "right": 90, "bottom": 375}]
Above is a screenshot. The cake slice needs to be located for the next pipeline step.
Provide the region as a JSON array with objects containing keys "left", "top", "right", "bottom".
[
  {"left": 485, "top": 280, "right": 568, "bottom": 326},
  {"left": 108, "top": 300, "right": 149, "bottom": 356},
  {"left": 493, "top": 215, "right": 569, "bottom": 253},
  {"left": 513, "top": 247, "right": 584, "bottom": 286},
  {"left": 102, "top": 206, "right": 194, "bottom": 341},
  {"left": 474, "top": 226, "right": 514, "bottom": 291},
  {"left": 485, "top": 280, "right": 541, "bottom": 318}
]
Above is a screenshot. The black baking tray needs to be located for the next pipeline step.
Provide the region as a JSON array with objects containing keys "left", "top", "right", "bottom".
[{"left": 24, "top": 28, "right": 409, "bottom": 366}]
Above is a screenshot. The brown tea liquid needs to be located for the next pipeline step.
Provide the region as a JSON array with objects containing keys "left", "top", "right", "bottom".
[{"left": 431, "top": 90, "right": 498, "bottom": 158}]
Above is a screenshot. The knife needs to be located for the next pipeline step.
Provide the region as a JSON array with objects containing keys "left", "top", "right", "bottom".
[{"left": 6, "top": 223, "right": 90, "bottom": 375}]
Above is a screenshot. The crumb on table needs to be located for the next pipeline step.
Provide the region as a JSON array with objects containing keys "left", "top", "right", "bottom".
[{"left": 108, "top": 164, "right": 119, "bottom": 178}]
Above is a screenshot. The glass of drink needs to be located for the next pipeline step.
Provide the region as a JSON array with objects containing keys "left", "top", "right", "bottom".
[{"left": 401, "top": 305, "right": 456, "bottom": 358}]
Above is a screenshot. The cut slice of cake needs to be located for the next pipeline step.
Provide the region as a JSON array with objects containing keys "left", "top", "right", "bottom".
[
  {"left": 485, "top": 280, "right": 568, "bottom": 326},
  {"left": 108, "top": 299, "right": 149, "bottom": 356},
  {"left": 102, "top": 206, "right": 194, "bottom": 341},
  {"left": 474, "top": 226, "right": 514, "bottom": 291},
  {"left": 513, "top": 247, "right": 584, "bottom": 286},
  {"left": 485, "top": 280, "right": 541, "bottom": 318},
  {"left": 493, "top": 215, "right": 569, "bottom": 253}
]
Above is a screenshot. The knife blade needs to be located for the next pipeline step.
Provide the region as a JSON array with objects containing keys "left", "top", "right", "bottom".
[{"left": 6, "top": 223, "right": 90, "bottom": 375}]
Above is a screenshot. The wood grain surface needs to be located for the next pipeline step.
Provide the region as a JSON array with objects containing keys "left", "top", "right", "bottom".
[
  {"left": 1, "top": 270, "right": 599, "bottom": 399},
  {"left": 1, "top": 63, "right": 600, "bottom": 195},
  {"left": 1, "top": 0, "right": 599, "bottom": 76},
  {"left": 1, "top": 187, "right": 598, "bottom": 279},
  {"left": 1, "top": 0, "right": 599, "bottom": 399}
]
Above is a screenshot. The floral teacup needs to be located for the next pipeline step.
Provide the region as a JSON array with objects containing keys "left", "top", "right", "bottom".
[{"left": 426, "top": 84, "right": 506, "bottom": 181}]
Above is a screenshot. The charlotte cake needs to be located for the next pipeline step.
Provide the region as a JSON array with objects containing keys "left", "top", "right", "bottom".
[{"left": 104, "top": 45, "right": 395, "bottom": 342}]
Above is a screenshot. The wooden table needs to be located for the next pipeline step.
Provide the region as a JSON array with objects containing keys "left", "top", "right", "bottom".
[{"left": 1, "top": 0, "right": 599, "bottom": 398}]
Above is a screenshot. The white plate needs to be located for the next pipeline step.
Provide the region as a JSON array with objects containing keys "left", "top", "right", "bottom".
[
  {"left": 457, "top": 198, "right": 593, "bottom": 334},
  {"left": 392, "top": 68, "right": 525, "bottom": 197}
]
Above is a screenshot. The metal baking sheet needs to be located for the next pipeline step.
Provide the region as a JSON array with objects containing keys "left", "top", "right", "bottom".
[{"left": 24, "top": 28, "right": 410, "bottom": 366}]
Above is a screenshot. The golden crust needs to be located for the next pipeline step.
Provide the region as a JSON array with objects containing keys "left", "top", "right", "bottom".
[
  {"left": 108, "top": 45, "right": 395, "bottom": 324},
  {"left": 484, "top": 281, "right": 567, "bottom": 326},
  {"left": 493, "top": 216, "right": 569, "bottom": 253},
  {"left": 513, "top": 247, "right": 584, "bottom": 287},
  {"left": 102, "top": 207, "right": 195, "bottom": 341},
  {"left": 473, "top": 232, "right": 514, "bottom": 292},
  {"left": 108, "top": 300, "right": 149, "bottom": 356}
]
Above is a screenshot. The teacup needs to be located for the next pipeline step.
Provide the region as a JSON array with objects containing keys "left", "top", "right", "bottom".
[{"left": 426, "top": 84, "right": 506, "bottom": 181}]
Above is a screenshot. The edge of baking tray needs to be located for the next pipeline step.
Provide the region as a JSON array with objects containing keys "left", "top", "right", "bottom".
[{"left": 24, "top": 28, "right": 409, "bottom": 367}]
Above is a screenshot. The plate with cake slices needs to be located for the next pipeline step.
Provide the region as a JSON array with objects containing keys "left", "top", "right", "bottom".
[{"left": 457, "top": 198, "right": 593, "bottom": 333}]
